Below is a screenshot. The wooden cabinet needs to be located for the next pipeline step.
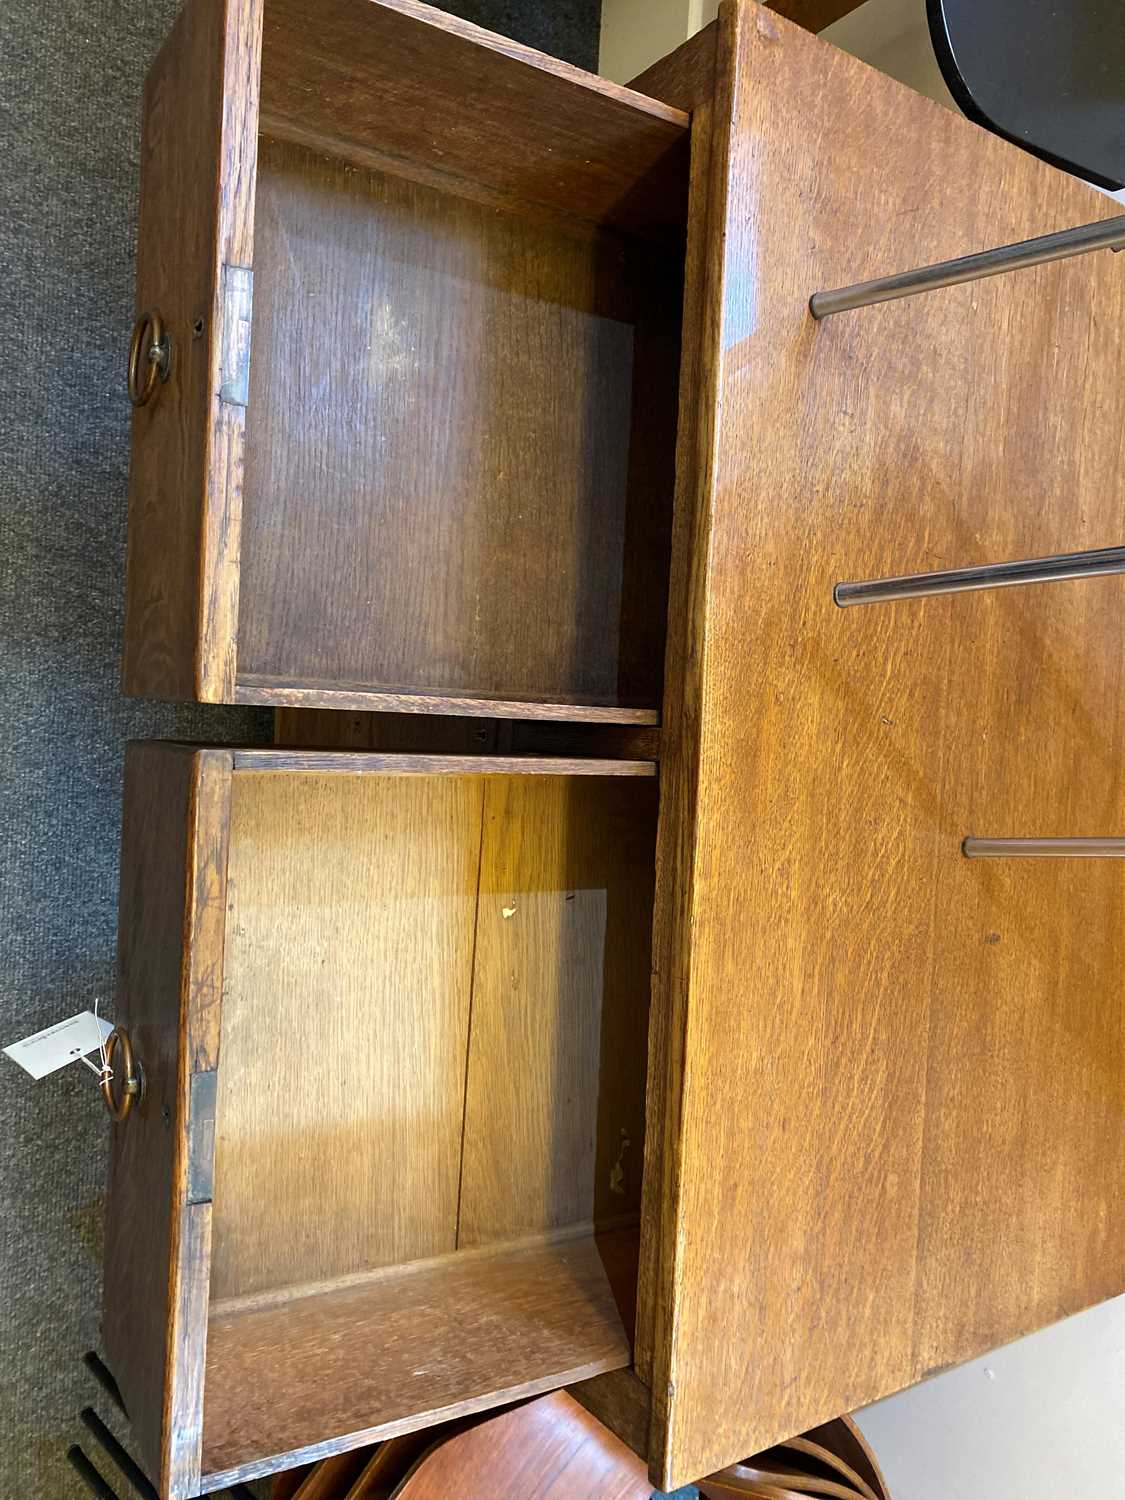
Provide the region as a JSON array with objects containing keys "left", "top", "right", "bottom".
[
  {"left": 107, "top": 1, "right": 1125, "bottom": 1497},
  {"left": 122, "top": 0, "right": 687, "bottom": 721},
  {"left": 104, "top": 743, "right": 657, "bottom": 1495}
]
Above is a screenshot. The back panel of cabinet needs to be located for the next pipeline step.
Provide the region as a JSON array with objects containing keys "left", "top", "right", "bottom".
[{"left": 237, "top": 139, "right": 679, "bottom": 711}]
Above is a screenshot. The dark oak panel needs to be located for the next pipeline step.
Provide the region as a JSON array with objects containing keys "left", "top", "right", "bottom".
[
  {"left": 103, "top": 746, "right": 232, "bottom": 1496},
  {"left": 122, "top": 0, "right": 260, "bottom": 701},
  {"left": 237, "top": 138, "right": 679, "bottom": 715},
  {"left": 260, "top": 0, "right": 689, "bottom": 241}
]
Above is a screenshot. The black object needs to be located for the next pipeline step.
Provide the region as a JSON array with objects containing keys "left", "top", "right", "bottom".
[{"left": 928, "top": 0, "right": 1125, "bottom": 189}]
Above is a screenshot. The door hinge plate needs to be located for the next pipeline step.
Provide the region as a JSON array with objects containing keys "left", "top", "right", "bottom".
[{"left": 218, "top": 264, "right": 253, "bottom": 407}]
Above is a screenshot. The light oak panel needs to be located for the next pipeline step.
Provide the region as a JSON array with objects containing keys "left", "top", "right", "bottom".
[
  {"left": 200, "top": 1235, "right": 632, "bottom": 1486},
  {"left": 210, "top": 771, "right": 483, "bottom": 1299},
  {"left": 647, "top": 2, "right": 1125, "bottom": 1486},
  {"left": 458, "top": 778, "right": 657, "bottom": 1247},
  {"left": 626, "top": 20, "right": 721, "bottom": 1390}
]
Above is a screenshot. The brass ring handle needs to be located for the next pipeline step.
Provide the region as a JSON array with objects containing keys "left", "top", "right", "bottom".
[
  {"left": 128, "top": 309, "right": 171, "bottom": 407},
  {"left": 100, "top": 1027, "right": 145, "bottom": 1123}
]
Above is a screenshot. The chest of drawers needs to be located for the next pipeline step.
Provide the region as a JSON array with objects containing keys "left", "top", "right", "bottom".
[{"left": 106, "top": 1, "right": 1125, "bottom": 1495}]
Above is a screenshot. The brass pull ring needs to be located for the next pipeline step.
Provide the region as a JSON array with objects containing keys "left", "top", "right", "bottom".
[
  {"left": 128, "top": 309, "right": 171, "bottom": 407},
  {"left": 101, "top": 1027, "right": 145, "bottom": 1123}
]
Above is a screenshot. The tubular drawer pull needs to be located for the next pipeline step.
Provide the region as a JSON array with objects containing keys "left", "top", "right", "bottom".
[
  {"left": 100, "top": 1027, "right": 145, "bottom": 1123},
  {"left": 834, "top": 545, "right": 1125, "bottom": 607},
  {"left": 127, "top": 309, "right": 171, "bottom": 407},
  {"left": 809, "top": 213, "right": 1125, "bottom": 319},
  {"left": 964, "top": 838, "right": 1125, "bottom": 859}
]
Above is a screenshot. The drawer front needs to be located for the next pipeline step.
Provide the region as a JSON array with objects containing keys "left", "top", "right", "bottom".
[
  {"left": 642, "top": 4, "right": 1125, "bottom": 1490},
  {"left": 122, "top": 0, "right": 259, "bottom": 703},
  {"left": 103, "top": 746, "right": 232, "bottom": 1498}
]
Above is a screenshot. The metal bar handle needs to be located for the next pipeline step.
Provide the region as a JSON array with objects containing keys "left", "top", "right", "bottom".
[
  {"left": 964, "top": 838, "right": 1125, "bottom": 859},
  {"left": 835, "top": 545, "right": 1125, "bottom": 608},
  {"left": 810, "top": 213, "right": 1125, "bottom": 319}
]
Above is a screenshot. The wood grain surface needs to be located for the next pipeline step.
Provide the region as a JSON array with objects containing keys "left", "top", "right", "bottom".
[
  {"left": 211, "top": 772, "right": 483, "bottom": 1299},
  {"left": 390, "top": 1390, "right": 651, "bottom": 1500},
  {"left": 458, "top": 778, "right": 657, "bottom": 1246},
  {"left": 626, "top": 18, "right": 722, "bottom": 1393},
  {"left": 237, "top": 137, "right": 678, "bottom": 717},
  {"left": 645, "top": 3, "right": 1125, "bottom": 1486},
  {"left": 239, "top": 680, "right": 664, "bottom": 723},
  {"left": 122, "top": 0, "right": 260, "bottom": 701},
  {"left": 259, "top": 0, "right": 688, "bottom": 241},
  {"left": 200, "top": 1234, "right": 632, "bottom": 1486},
  {"left": 103, "top": 745, "right": 233, "bottom": 1497},
  {"left": 231, "top": 750, "right": 655, "bottom": 777}
]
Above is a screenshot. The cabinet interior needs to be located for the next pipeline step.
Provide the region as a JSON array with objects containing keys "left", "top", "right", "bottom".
[
  {"left": 199, "top": 765, "right": 657, "bottom": 1476},
  {"left": 233, "top": 0, "right": 690, "bottom": 720}
]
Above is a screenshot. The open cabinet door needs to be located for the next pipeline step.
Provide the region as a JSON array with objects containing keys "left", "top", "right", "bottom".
[
  {"left": 122, "top": 0, "right": 260, "bottom": 703},
  {"left": 643, "top": 1, "right": 1125, "bottom": 1488}
]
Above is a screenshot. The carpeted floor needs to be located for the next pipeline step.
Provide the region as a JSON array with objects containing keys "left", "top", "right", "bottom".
[{"left": 0, "top": 2, "right": 597, "bottom": 1494}]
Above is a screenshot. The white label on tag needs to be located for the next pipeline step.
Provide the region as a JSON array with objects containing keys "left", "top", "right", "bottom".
[{"left": 3, "top": 1012, "right": 115, "bottom": 1080}]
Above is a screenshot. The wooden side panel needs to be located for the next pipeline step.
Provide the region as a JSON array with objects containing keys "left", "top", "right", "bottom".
[
  {"left": 237, "top": 138, "right": 677, "bottom": 716},
  {"left": 200, "top": 1236, "right": 632, "bottom": 1487},
  {"left": 458, "top": 778, "right": 657, "bottom": 1247},
  {"left": 259, "top": 0, "right": 688, "bottom": 241},
  {"left": 648, "top": 3, "right": 1125, "bottom": 1487},
  {"left": 103, "top": 745, "right": 233, "bottom": 1497},
  {"left": 626, "top": 21, "right": 722, "bottom": 1392},
  {"left": 122, "top": 0, "right": 261, "bottom": 702},
  {"left": 210, "top": 772, "right": 483, "bottom": 1300}
]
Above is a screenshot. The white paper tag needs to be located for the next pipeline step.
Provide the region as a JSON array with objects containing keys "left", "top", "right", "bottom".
[{"left": 3, "top": 1012, "right": 115, "bottom": 1081}]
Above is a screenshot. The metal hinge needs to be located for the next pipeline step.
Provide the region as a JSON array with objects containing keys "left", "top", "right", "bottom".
[
  {"left": 218, "top": 264, "right": 253, "bottom": 407},
  {"left": 186, "top": 1069, "right": 217, "bottom": 1204}
]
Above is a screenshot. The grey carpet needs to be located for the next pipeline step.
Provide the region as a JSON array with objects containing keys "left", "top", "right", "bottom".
[{"left": 0, "top": 1, "right": 598, "bottom": 1495}]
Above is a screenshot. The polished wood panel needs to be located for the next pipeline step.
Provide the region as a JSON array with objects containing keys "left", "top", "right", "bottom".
[
  {"left": 391, "top": 1390, "right": 651, "bottom": 1500},
  {"left": 210, "top": 772, "right": 483, "bottom": 1299},
  {"left": 103, "top": 745, "right": 233, "bottom": 1496},
  {"left": 237, "top": 138, "right": 677, "bottom": 717},
  {"left": 200, "top": 1234, "right": 632, "bottom": 1487},
  {"left": 626, "top": 19, "right": 723, "bottom": 1391},
  {"left": 646, "top": 3, "right": 1125, "bottom": 1487},
  {"left": 458, "top": 778, "right": 657, "bottom": 1246},
  {"left": 122, "top": 0, "right": 260, "bottom": 701},
  {"left": 259, "top": 0, "right": 688, "bottom": 241}
]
